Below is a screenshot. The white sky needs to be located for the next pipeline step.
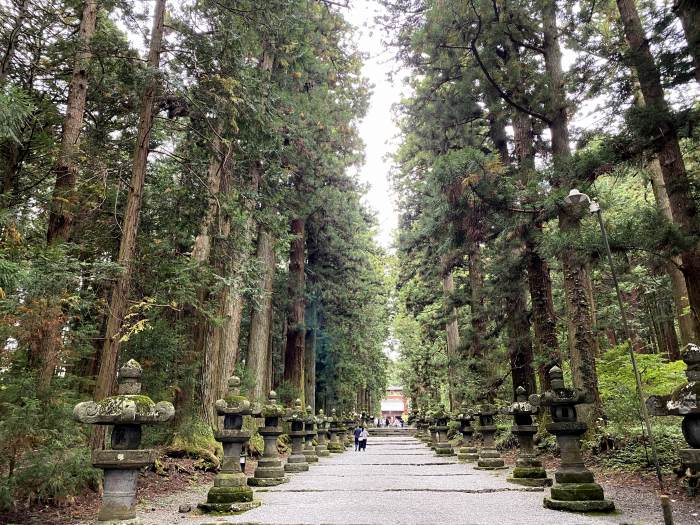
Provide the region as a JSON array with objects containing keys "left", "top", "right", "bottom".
[{"left": 344, "top": 1, "right": 403, "bottom": 250}]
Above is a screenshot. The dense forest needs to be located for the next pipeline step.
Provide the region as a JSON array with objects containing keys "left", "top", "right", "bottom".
[
  {"left": 384, "top": 0, "right": 698, "bottom": 476},
  {"left": 1, "top": 0, "right": 699, "bottom": 515},
  {"left": 0, "top": 0, "right": 390, "bottom": 510}
]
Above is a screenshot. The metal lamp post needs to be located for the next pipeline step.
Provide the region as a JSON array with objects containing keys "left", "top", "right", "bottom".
[{"left": 563, "top": 189, "right": 664, "bottom": 489}]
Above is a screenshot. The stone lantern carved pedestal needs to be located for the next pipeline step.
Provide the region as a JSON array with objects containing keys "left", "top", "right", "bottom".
[
  {"left": 432, "top": 406, "right": 454, "bottom": 456},
  {"left": 248, "top": 391, "right": 289, "bottom": 487},
  {"left": 315, "top": 409, "right": 330, "bottom": 457},
  {"left": 342, "top": 414, "right": 355, "bottom": 448},
  {"left": 327, "top": 409, "right": 344, "bottom": 453},
  {"left": 501, "top": 386, "right": 552, "bottom": 487},
  {"left": 647, "top": 344, "right": 700, "bottom": 495},
  {"left": 303, "top": 405, "right": 319, "bottom": 464},
  {"left": 284, "top": 399, "right": 309, "bottom": 473},
  {"left": 455, "top": 402, "right": 478, "bottom": 462},
  {"left": 474, "top": 404, "right": 506, "bottom": 470},
  {"left": 73, "top": 360, "right": 174, "bottom": 524},
  {"left": 199, "top": 376, "right": 261, "bottom": 513},
  {"left": 530, "top": 366, "right": 614, "bottom": 512}
]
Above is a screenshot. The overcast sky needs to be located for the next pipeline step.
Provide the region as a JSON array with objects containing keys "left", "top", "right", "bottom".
[{"left": 343, "top": 1, "right": 404, "bottom": 251}]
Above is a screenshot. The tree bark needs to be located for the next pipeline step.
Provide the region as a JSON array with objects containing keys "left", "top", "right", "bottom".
[
  {"left": 304, "top": 300, "right": 317, "bottom": 412},
  {"left": 247, "top": 227, "right": 276, "bottom": 402},
  {"left": 674, "top": 0, "right": 700, "bottom": 84},
  {"left": 648, "top": 159, "right": 698, "bottom": 346},
  {"left": 617, "top": 0, "right": 700, "bottom": 333},
  {"left": 92, "top": 0, "right": 166, "bottom": 451},
  {"left": 467, "top": 243, "right": 485, "bottom": 360},
  {"left": 542, "top": 0, "right": 601, "bottom": 418},
  {"left": 0, "top": 0, "right": 29, "bottom": 84},
  {"left": 46, "top": 0, "right": 98, "bottom": 244},
  {"left": 441, "top": 269, "right": 461, "bottom": 410},
  {"left": 283, "top": 217, "right": 306, "bottom": 397}
]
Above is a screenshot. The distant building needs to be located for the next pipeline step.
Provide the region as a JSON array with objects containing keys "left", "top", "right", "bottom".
[{"left": 380, "top": 385, "right": 409, "bottom": 418}]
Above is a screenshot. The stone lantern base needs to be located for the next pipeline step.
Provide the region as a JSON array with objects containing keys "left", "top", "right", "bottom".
[
  {"left": 199, "top": 468, "right": 261, "bottom": 515},
  {"left": 474, "top": 448, "right": 506, "bottom": 470},
  {"left": 457, "top": 444, "right": 478, "bottom": 462},
  {"left": 544, "top": 471, "right": 614, "bottom": 512},
  {"left": 507, "top": 458, "right": 552, "bottom": 487},
  {"left": 248, "top": 455, "right": 289, "bottom": 487},
  {"left": 434, "top": 442, "right": 454, "bottom": 456},
  {"left": 328, "top": 441, "right": 344, "bottom": 453},
  {"left": 316, "top": 443, "right": 330, "bottom": 457},
  {"left": 303, "top": 444, "right": 319, "bottom": 463}
]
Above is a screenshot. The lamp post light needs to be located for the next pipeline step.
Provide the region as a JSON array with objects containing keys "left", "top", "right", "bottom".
[{"left": 563, "top": 189, "right": 664, "bottom": 489}]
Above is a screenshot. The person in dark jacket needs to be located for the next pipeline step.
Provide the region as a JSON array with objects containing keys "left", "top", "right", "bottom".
[{"left": 353, "top": 424, "right": 362, "bottom": 451}]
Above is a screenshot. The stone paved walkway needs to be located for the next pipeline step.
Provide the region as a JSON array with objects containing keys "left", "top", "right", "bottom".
[{"left": 136, "top": 436, "right": 670, "bottom": 525}]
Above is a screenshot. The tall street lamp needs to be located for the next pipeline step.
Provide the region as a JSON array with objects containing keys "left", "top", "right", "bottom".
[{"left": 563, "top": 188, "right": 664, "bottom": 489}]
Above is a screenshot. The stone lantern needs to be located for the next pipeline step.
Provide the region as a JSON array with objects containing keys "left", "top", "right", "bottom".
[
  {"left": 327, "top": 409, "right": 344, "bottom": 453},
  {"left": 303, "top": 405, "right": 319, "bottom": 464},
  {"left": 248, "top": 391, "right": 289, "bottom": 487},
  {"left": 199, "top": 376, "right": 261, "bottom": 513},
  {"left": 315, "top": 409, "right": 330, "bottom": 457},
  {"left": 343, "top": 413, "right": 356, "bottom": 448},
  {"left": 455, "top": 402, "right": 478, "bottom": 462},
  {"left": 432, "top": 405, "right": 454, "bottom": 456},
  {"left": 501, "top": 386, "right": 551, "bottom": 486},
  {"left": 529, "top": 366, "right": 614, "bottom": 512},
  {"left": 73, "top": 360, "right": 174, "bottom": 524},
  {"left": 647, "top": 344, "right": 700, "bottom": 494},
  {"left": 473, "top": 404, "right": 506, "bottom": 470},
  {"left": 284, "top": 399, "right": 309, "bottom": 473}
]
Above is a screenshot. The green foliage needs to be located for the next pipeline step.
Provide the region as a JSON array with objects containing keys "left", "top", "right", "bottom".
[{"left": 597, "top": 344, "right": 686, "bottom": 424}]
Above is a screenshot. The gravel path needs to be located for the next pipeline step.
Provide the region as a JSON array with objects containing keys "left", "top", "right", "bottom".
[{"left": 123, "top": 435, "right": 700, "bottom": 525}]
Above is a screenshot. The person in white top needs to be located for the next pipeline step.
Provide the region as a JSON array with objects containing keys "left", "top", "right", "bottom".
[{"left": 358, "top": 427, "right": 368, "bottom": 451}]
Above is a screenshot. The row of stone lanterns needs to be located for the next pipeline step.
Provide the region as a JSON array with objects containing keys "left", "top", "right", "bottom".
[
  {"left": 413, "top": 366, "right": 615, "bottom": 513},
  {"left": 74, "top": 360, "right": 363, "bottom": 523}
]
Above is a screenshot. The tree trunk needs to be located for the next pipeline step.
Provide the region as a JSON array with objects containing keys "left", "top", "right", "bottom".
[
  {"left": 505, "top": 271, "right": 537, "bottom": 397},
  {"left": 247, "top": 227, "right": 276, "bottom": 401},
  {"left": 304, "top": 300, "right": 317, "bottom": 412},
  {"left": 283, "top": 217, "right": 306, "bottom": 397},
  {"left": 468, "top": 244, "right": 485, "bottom": 360},
  {"left": 46, "top": 0, "right": 98, "bottom": 244},
  {"left": 543, "top": 0, "right": 601, "bottom": 419},
  {"left": 0, "top": 0, "right": 29, "bottom": 84},
  {"left": 442, "top": 270, "right": 461, "bottom": 410},
  {"left": 91, "top": 0, "right": 166, "bottom": 451},
  {"left": 525, "top": 233, "right": 560, "bottom": 390},
  {"left": 674, "top": 0, "right": 700, "bottom": 84},
  {"left": 648, "top": 159, "right": 698, "bottom": 346},
  {"left": 617, "top": 0, "right": 700, "bottom": 332}
]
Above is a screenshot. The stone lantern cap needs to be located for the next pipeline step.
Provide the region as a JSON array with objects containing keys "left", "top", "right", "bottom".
[
  {"left": 316, "top": 408, "right": 328, "bottom": 428},
  {"left": 528, "top": 366, "right": 592, "bottom": 408},
  {"left": 473, "top": 403, "right": 497, "bottom": 417},
  {"left": 647, "top": 344, "right": 699, "bottom": 417},
  {"left": 260, "top": 391, "right": 286, "bottom": 418},
  {"left": 73, "top": 359, "right": 174, "bottom": 426},
  {"left": 455, "top": 401, "right": 475, "bottom": 422},
  {"left": 502, "top": 386, "right": 539, "bottom": 417},
  {"left": 285, "top": 399, "right": 306, "bottom": 422},
  {"left": 214, "top": 376, "right": 253, "bottom": 417}
]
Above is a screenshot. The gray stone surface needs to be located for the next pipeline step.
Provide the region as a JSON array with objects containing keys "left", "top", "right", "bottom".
[{"left": 125, "top": 436, "right": 690, "bottom": 524}]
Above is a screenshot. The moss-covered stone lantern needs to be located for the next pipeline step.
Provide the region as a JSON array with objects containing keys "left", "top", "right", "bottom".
[
  {"left": 248, "top": 391, "right": 289, "bottom": 487},
  {"left": 73, "top": 359, "right": 174, "bottom": 524},
  {"left": 501, "top": 386, "right": 551, "bottom": 487},
  {"left": 198, "top": 376, "right": 261, "bottom": 513},
  {"left": 432, "top": 405, "right": 454, "bottom": 456},
  {"left": 315, "top": 409, "right": 330, "bottom": 457},
  {"left": 284, "top": 399, "right": 309, "bottom": 473},
  {"left": 455, "top": 401, "right": 478, "bottom": 462},
  {"left": 327, "top": 408, "right": 345, "bottom": 453},
  {"left": 303, "top": 405, "right": 319, "bottom": 464},
  {"left": 647, "top": 344, "right": 700, "bottom": 495},
  {"left": 529, "top": 366, "right": 614, "bottom": 512},
  {"left": 473, "top": 404, "right": 506, "bottom": 470}
]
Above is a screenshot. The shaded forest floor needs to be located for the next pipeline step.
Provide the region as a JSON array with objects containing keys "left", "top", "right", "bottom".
[{"left": 1, "top": 451, "right": 698, "bottom": 524}]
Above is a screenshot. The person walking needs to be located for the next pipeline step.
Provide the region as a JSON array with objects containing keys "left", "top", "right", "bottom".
[
  {"left": 359, "top": 426, "right": 368, "bottom": 451},
  {"left": 353, "top": 424, "right": 362, "bottom": 451}
]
